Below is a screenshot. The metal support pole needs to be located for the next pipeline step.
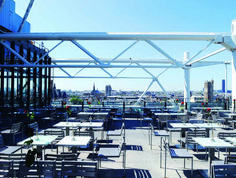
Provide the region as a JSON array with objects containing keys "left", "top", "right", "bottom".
[
  {"left": 225, "top": 62, "right": 228, "bottom": 101},
  {"left": 184, "top": 52, "right": 191, "bottom": 111},
  {"left": 18, "top": 0, "right": 35, "bottom": 32}
]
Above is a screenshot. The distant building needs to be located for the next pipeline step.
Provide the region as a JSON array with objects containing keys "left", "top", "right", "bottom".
[
  {"left": 204, "top": 80, "right": 214, "bottom": 103},
  {"left": 91, "top": 83, "right": 104, "bottom": 97},
  {"left": 222, "top": 79, "right": 225, "bottom": 93},
  {"left": 190, "top": 95, "right": 204, "bottom": 103},
  {"left": 105, "top": 85, "right": 112, "bottom": 96}
]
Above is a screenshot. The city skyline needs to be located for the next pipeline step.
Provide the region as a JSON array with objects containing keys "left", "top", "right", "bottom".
[{"left": 14, "top": 0, "right": 234, "bottom": 92}]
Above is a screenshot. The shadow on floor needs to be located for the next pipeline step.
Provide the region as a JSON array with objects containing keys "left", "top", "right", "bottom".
[
  {"left": 99, "top": 169, "right": 152, "bottom": 178},
  {"left": 125, "top": 145, "right": 143, "bottom": 151},
  {"left": 182, "top": 169, "right": 205, "bottom": 178}
]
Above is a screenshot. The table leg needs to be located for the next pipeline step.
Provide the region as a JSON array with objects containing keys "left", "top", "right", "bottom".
[
  {"left": 71, "top": 146, "right": 77, "bottom": 153},
  {"left": 208, "top": 148, "right": 215, "bottom": 177},
  {"left": 66, "top": 127, "right": 69, "bottom": 136},
  {"left": 206, "top": 128, "right": 210, "bottom": 137},
  {"left": 181, "top": 128, "right": 186, "bottom": 138}
]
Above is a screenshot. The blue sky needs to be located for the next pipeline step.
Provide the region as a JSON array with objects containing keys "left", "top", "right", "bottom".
[{"left": 13, "top": 0, "right": 235, "bottom": 92}]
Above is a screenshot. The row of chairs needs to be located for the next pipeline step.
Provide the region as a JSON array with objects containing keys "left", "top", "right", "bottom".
[{"left": 0, "top": 159, "right": 98, "bottom": 178}]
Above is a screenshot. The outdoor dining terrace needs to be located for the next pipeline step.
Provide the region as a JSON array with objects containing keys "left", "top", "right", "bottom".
[{"left": 1, "top": 103, "right": 236, "bottom": 177}]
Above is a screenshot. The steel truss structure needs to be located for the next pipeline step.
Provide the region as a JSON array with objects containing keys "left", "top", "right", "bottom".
[
  {"left": 1, "top": 31, "right": 235, "bottom": 107},
  {"left": 1, "top": 0, "right": 236, "bottom": 108}
]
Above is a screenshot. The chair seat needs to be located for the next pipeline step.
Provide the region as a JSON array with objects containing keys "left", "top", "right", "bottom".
[
  {"left": 0, "top": 130, "right": 11, "bottom": 134},
  {"left": 98, "top": 147, "right": 121, "bottom": 157},
  {"left": 0, "top": 146, "right": 22, "bottom": 154},
  {"left": 107, "top": 130, "right": 122, "bottom": 136},
  {"left": 170, "top": 148, "right": 193, "bottom": 158},
  {"left": 168, "top": 128, "right": 181, "bottom": 132}
]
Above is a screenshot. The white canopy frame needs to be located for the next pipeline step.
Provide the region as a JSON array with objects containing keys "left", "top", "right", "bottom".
[{"left": 1, "top": 26, "right": 236, "bottom": 107}]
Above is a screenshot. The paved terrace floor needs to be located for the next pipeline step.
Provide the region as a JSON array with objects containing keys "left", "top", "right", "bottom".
[{"left": 14, "top": 118, "right": 232, "bottom": 178}]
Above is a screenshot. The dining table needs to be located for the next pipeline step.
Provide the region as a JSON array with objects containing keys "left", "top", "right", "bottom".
[
  {"left": 193, "top": 137, "right": 234, "bottom": 177},
  {"left": 56, "top": 136, "right": 91, "bottom": 153},
  {"left": 17, "top": 135, "right": 58, "bottom": 159}
]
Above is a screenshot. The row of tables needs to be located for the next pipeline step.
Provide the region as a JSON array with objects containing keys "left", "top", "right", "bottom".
[
  {"left": 169, "top": 122, "right": 236, "bottom": 177},
  {"left": 17, "top": 121, "right": 104, "bottom": 157}
]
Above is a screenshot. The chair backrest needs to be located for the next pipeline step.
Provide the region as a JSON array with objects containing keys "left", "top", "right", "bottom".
[
  {"left": 28, "top": 122, "right": 39, "bottom": 133},
  {"left": 212, "top": 164, "right": 236, "bottom": 178},
  {"left": 18, "top": 160, "right": 56, "bottom": 178},
  {"left": 45, "top": 153, "right": 77, "bottom": 161},
  {"left": 44, "top": 130, "right": 64, "bottom": 140},
  {"left": 0, "top": 160, "right": 13, "bottom": 178},
  {"left": 61, "top": 160, "right": 98, "bottom": 178},
  {"left": 218, "top": 132, "right": 236, "bottom": 139},
  {"left": 166, "top": 120, "right": 182, "bottom": 128},
  {"left": 0, "top": 134, "right": 5, "bottom": 148},
  {"left": 189, "top": 119, "right": 204, "bottom": 124},
  {"left": 74, "top": 131, "right": 94, "bottom": 140},
  {"left": 186, "top": 130, "right": 207, "bottom": 144},
  {"left": 11, "top": 122, "right": 22, "bottom": 133}
]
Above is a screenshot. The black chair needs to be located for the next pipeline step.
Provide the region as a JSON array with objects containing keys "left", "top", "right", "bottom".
[
  {"left": 1, "top": 122, "right": 23, "bottom": 145},
  {"left": 18, "top": 160, "right": 56, "bottom": 178},
  {"left": 0, "top": 160, "right": 13, "bottom": 178},
  {"left": 0, "top": 134, "right": 22, "bottom": 154}
]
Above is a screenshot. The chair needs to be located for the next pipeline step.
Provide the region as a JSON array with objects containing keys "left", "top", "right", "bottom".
[
  {"left": 166, "top": 120, "right": 182, "bottom": 143},
  {"left": 18, "top": 160, "right": 56, "bottom": 178},
  {"left": 61, "top": 160, "right": 98, "bottom": 178},
  {"left": 74, "top": 131, "right": 96, "bottom": 151},
  {"left": 106, "top": 122, "right": 124, "bottom": 140},
  {"left": 212, "top": 164, "right": 236, "bottom": 178},
  {"left": 0, "top": 153, "right": 26, "bottom": 177},
  {"left": 0, "top": 134, "right": 22, "bottom": 154},
  {"left": 45, "top": 153, "right": 78, "bottom": 176},
  {"left": 0, "top": 160, "right": 13, "bottom": 178},
  {"left": 44, "top": 130, "right": 65, "bottom": 154},
  {"left": 28, "top": 122, "right": 40, "bottom": 134},
  {"left": 1, "top": 122, "right": 23, "bottom": 145},
  {"left": 164, "top": 142, "right": 193, "bottom": 177},
  {"left": 97, "top": 141, "right": 124, "bottom": 168}
]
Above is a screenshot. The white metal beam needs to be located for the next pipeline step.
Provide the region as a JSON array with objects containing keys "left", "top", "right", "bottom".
[
  {"left": 71, "top": 40, "right": 104, "bottom": 65},
  {"left": 0, "top": 40, "right": 30, "bottom": 65},
  {"left": 107, "top": 41, "right": 139, "bottom": 65},
  {"left": 184, "top": 40, "right": 214, "bottom": 65},
  {"left": 53, "top": 63, "right": 72, "bottom": 77},
  {"left": 155, "top": 78, "right": 170, "bottom": 98},
  {"left": 188, "top": 48, "right": 226, "bottom": 65},
  {"left": 18, "top": 0, "right": 35, "bottom": 32},
  {"left": 0, "top": 32, "right": 221, "bottom": 41},
  {"left": 71, "top": 40, "right": 113, "bottom": 77},
  {"left": 34, "top": 40, "right": 64, "bottom": 64},
  {"left": 145, "top": 40, "right": 177, "bottom": 65},
  {"left": 136, "top": 80, "right": 155, "bottom": 103}
]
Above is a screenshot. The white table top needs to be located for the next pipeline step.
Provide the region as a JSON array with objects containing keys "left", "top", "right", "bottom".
[
  {"left": 225, "top": 137, "right": 236, "bottom": 144},
  {"left": 80, "top": 122, "right": 103, "bottom": 128},
  {"left": 17, "top": 135, "right": 57, "bottom": 146},
  {"left": 170, "top": 123, "right": 196, "bottom": 128},
  {"left": 154, "top": 113, "right": 170, "bottom": 116},
  {"left": 93, "top": 112, "right": 109, "bottom": 116},
  {"left": 77, "top": 112, "right": 94, "bottom": 115},
  {"left": 56, "top": 136, "right": 91, "bottom": 147},
  {"left": 193, "top": 123, "right": 222, "bottom": 128},
  {"left": 53, "top": 122, "right": 80, "bottom": 127},
  {"left": 53, "top": 121, "right": 103, "bottom": 128},
  {"left": 193, "top": 137, "right": 234, "bottom": 148}
]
